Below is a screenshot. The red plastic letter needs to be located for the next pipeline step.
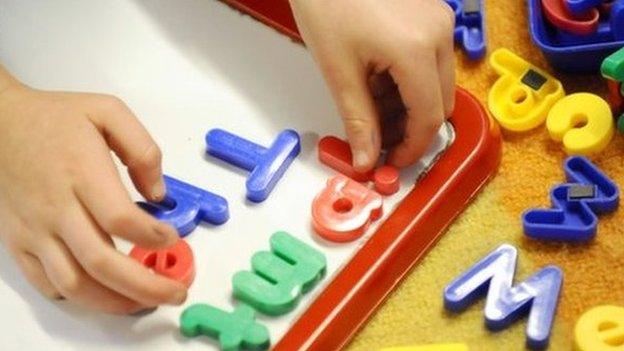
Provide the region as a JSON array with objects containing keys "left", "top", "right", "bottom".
[
  {"left": 542, "top": 0, "right": 600, "bottom": 35},
  {"left": 373, "top": 165, "right": 400, "bottom": 195},
  {"left": 129, "top": 239, "right": 195, "bottom": 287},
  {"left": 606, "top": 79, "right": 623, "bottom": 114},
  {"left": 311, "top": 174, "right": 383, "bottom": 242},
  {"left": 318, "top": 136, "right": 373, "bottom": 182}
]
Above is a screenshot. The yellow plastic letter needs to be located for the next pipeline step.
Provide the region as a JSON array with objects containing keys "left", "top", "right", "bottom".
[
  {"left": 488, "top": 48, "right": 565, "bottom": 132},
  {"left": 575, "top": 305, "right": 624, "bottom": 351},
  {"left": 547, "top": 93, "right": 614, "bottom": 156}
]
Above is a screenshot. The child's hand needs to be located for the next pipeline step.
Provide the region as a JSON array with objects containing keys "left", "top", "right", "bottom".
[
  {"left": 290, "top": 0, "right": 456, "bottom": 171},
  {"left": 0, "top": 68, "right": 186, "bottom": 314}
]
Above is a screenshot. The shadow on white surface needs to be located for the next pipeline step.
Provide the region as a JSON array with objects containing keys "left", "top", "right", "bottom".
[{"left": 0, "top": 246, "right": 177, "bottom": 346}]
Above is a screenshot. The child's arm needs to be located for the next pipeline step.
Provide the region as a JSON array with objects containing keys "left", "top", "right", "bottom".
[
  {"left": 289, "top": 0, "right": 456, "bottom": 171},
  {"left": 0, "top": 64, "right": 186, "bottom": 313}
]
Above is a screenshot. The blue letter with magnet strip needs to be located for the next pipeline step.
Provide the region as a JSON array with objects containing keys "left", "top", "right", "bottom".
[
  {"left": 554, "top": 0, "right": 624, "bottom": 46},
  {"left": 522, "top": 156, "right": 619, "bottom": 242},
  {"left": 445, "top": 0, "right": 486, "bottom": 60},
  {"left": 555, "top": 6, "right": 624, "bottom": 46},
  {"left": 138, "top": 175, "right": 229, "bottom": 237},
  {"left": 527, "top": 0, "right": 624, "bottom": 73},
  {"left": 205, "top": 128, "right": 301, "bottom": 203},
  {"left": 444, "top": 244, "right": 563, "bottom": 350}
]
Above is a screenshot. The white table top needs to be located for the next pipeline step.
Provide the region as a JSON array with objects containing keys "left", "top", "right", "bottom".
[{"left": 0, "top": 1, "right": 453, "bottom": 350}]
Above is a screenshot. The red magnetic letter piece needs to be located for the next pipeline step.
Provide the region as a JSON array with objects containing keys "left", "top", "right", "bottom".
[
  {"left": 606, "top": 79, "right": 624, "bottom": 114},
  {"left": 129, "top": 239, "right": 195, "bottom": 288},
  {"left": 373, "top": 165, "right": 400, "bottom": 195},
  {"left": 311, "top": 174, "right": 383, "bottom": 242},
  {"left": 542, "top": 0, "right": 600, "bottom": 36},
  {"left": 318, "top": 136, "right": 374, "bottom": 182}
]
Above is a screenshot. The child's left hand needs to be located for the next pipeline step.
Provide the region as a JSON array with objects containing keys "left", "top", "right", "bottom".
[{"left": 290, "top": 0, "right": 456, "bottom": 172}]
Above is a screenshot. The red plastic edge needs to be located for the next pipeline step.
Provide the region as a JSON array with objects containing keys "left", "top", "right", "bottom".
[
  {"left": 216, "top": 3, "right": 501, "bottom": 349},
  {"left": 606, "top": 79, "right": 624, "bottom": 114},
  {"left": 541, "top": 0, "right": 600, "bottom": 35},
  {"left": 276, "top": 88, "right": 501, "bottom": 351},
  {"left": 219, "top": 0, "right": 302, "bottom": 41}
]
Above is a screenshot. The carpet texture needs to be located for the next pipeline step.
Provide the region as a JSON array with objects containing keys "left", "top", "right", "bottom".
[{"left": 345, "top": 1, "right": 624, "bottom": 350}]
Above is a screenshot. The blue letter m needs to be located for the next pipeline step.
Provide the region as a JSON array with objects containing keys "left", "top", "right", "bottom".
[{"left": 444, "top": 244, "right": 563, "bottom": 350}]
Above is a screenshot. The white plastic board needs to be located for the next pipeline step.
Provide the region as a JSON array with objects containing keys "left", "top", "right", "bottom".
[{"left": 0, "top": 1, "right": 453, "bottom": 350}]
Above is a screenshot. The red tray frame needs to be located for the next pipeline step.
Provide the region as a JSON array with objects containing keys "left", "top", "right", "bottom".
[
  {"left": 220, "top": 0, "right": 301, "bottom": 42},
  {"left": 278, "top": 88, "right": 500, "bottom": 351},
  {"left": 217, "top": 2, "right": 502, "bottom": 350}
]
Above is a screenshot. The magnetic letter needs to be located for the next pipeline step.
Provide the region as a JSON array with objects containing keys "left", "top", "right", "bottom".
[
  {"left": 575, "top": 305, "right": 624, "bottom": 351},
  {"left": 488, "top": 48, "right": 565, "bottom": 131},
  {"left": 180, "top": 304, "right": 270, "bottom": 351},
  {"left": 523, "top": 156, "right": 619, "bottom": 242},
  {"left": 205, "top": 128, "right": 300, "bottom": 202},
  {"left": 232, "top": 231, "right": 326, "bottom": 316},
  {"left": 138, "top": 175, "right": 229, "bottom": 236},
  {"left": 444, "top": 244, "right": 563, "bottom": 350},
  {"left": 546, "top": 93, "right": 614, "bottom": 156},
  {"left": 311, "top": 174, "right": 383, "bottom": 242},
  {"left": 129, "top": 239, "right": 195, "bottom": 287}
]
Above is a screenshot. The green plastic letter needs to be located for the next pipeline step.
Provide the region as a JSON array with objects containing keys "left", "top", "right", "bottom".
[
  {"left": 601, "top": 47, "right": 624, "bottom": 81},
  {"left": 232, "top": 231, "right": 327, "bottom": 315},
  {"left": 180, "top": 304, "right": 269, "bottom": 351}
]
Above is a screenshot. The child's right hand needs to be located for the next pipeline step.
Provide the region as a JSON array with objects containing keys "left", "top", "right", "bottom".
[
  {"left": 290, "top": 0, "right": 456, "bottom": 171},
  {"left": 0, "top": 67, "right": 187, "bottom": 314}
]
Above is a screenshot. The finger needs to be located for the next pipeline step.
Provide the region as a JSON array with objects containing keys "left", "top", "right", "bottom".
[
  {"left": 387, "top": 52, "right": 445, "bottom": 168},
  {"left": 321, "top": 55, "right": 381, "bottom": 171},
  {"left": 14, "top": 251, "right": 61, "bottom": 300},
  {"left": 436, "top": 23, "right": 456, "bottom": 118},
  {"left": 58, "top": 204, "right": 187, "bottom": 307},
  {"left": 85, "top": 95, "right": 165, "bottom": 202},
  {"left": 36, "top": 236, "right": 142, "bottom": 314},
  {"left": 0, "top": 219, "right": 62, "bottom": 300},
  {"left": 72, "top": 138, "right": 178, "bottom": 249}
]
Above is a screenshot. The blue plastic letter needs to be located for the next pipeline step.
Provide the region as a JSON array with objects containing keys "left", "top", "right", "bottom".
[
  {"left": 612, "top": 0, "right": 624, "bottom": 41},
  {"left": 522, "top": 156, "right": 619, "bottom": 242},
  {"left": 564, "top": 0, "right": 603, "bottom": 14},
  {"left": 205, "top": 129, "right": 301, "bottom": 203},
  {"left": 554, "top": 1, "right": 624, "bottom": 45},
  {"left": 444, "top": 244, "right": 563, "bottom": 350},
  {"left": 138, "top": 175, "right": 229, "bottom": 237},
  {"left": 446, "top": 0, "right": 486, "bottom": 60}
]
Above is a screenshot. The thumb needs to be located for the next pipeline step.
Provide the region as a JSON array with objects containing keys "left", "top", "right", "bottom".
[{"left": 322, "top": 57, "right": 381, "bottom": 172}]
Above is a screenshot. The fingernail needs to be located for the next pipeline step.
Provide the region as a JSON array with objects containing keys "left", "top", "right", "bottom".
[
  {"left": 354, "top": 150, "right": 370, "bottom": 169},
  {"left": 169, "top": 290, "right": 187, "bottom": 305},
  {"left": 152, "top": 178, "right": 166, "bottom": 201}
]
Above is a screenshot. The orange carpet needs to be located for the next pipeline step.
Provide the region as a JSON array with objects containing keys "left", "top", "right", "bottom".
[{"left": 345, "top": 1, "right": 624, "bottom": 350}]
